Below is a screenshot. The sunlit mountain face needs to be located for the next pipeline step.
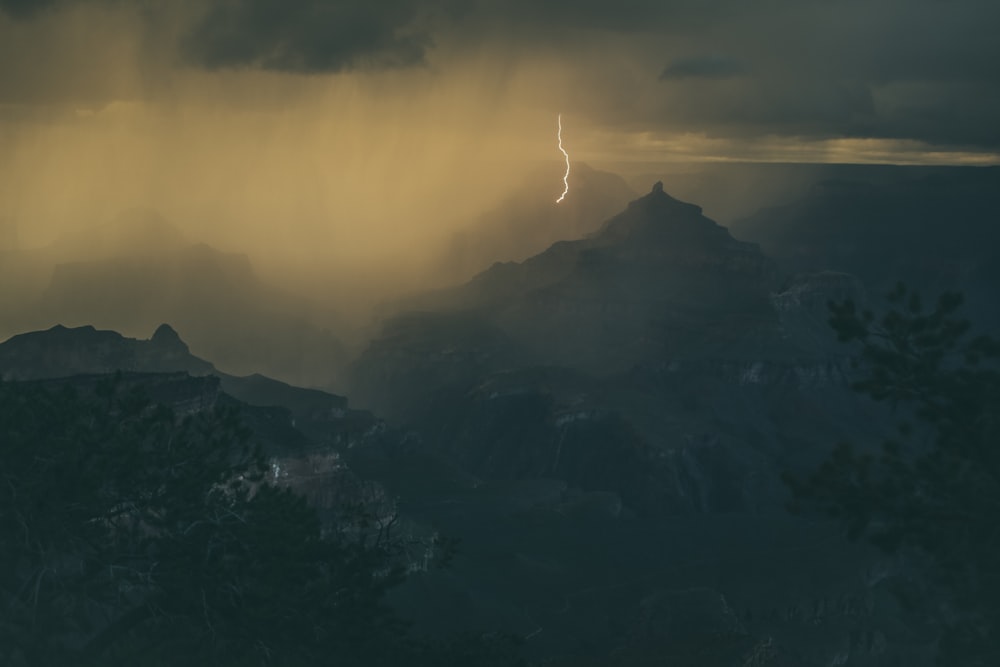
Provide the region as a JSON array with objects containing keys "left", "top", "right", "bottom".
[{"left": 2, "top": 2, "right": 999, "bottom": 666}]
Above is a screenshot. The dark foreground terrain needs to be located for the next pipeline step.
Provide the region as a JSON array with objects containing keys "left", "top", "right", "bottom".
[{"left": 2, "top": 166, "right": 999, "bottom": 665}]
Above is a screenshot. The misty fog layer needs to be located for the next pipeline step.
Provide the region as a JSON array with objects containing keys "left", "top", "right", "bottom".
[
  {"left": 2, "top": 0, "right": 999, "bottom": 387},
  {"left": 3, "top": 0, "right": 999, "bottom": 268}
]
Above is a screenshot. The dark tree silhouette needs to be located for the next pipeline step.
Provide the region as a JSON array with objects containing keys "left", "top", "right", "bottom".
[
  {"left": 785, "top": 285, "right": 1000, "bottom": 665},
  {"left": 0, "top": 375, "right": 414, "bottom": 666}
]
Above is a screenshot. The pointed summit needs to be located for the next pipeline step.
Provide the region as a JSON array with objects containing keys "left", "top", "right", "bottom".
[
  {"left": 618, "top": 180, "right": 703, "bottom": 219},
  {"left": 150, "top": 323, "right": 189, "bottom": 355},
  {"left": 374, "top": 181, "right": 780, "bottom": 375},
  {"left": 597, "top": 183, "right": 724, "bottom": 248}
]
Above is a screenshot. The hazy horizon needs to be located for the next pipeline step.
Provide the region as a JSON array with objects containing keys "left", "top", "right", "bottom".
[
  {"left": 3, "top": 1, "right": 998, "bottom": 275},
  {"left": 3, "top": 0, "right": 999, "bottom": 379}
]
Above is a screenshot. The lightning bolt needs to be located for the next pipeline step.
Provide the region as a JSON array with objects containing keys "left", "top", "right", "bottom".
[{"left": 556, "top": 113, "right": 570, "bottom": 203}]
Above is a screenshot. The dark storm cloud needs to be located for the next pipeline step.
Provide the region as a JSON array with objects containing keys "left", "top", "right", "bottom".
[
  {"left": 472, "top": 0, "right": 710, "bottom": 31},
  {"left": 0, "top": 0, "right": 703, "bottom": 73},
  {"left": 658, "top": 78, "right": 877, "bottom": 129},
  {"left": 0, "top": 0, "right": 63, "bottom": 18},
  {"left": 179, "top": 0, "right": 445, "bottom": 72},
  {"left": 660, "top": 55, "right": 747, "bottom": 80},
  {"left": 0, "top": 0, "right": 456, "bottom": 75},
  {"left": 644, "top": 0, "right": 1000, "bottom": 149},
  {"left": 2, "top": 0, "right": 999, "bottom": 152},
  {"left": 0, "top": 0, "right": 130, "bottom": 18},
  {"left": 175, "top": 0, "right": 706, "bottom": 74}
]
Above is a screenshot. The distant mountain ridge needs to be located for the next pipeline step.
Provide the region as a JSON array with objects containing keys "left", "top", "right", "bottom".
[
  {"left": 376, "top": 182, "right": 787, "bottom": 381},
  {"left": 0, "top": 323, "right": 348, "bottom": 425},
  {"left": 467, "top": 181, "right": 775, "bottom": 308},
  {"left": 435, "top": 162, "right": 636, "bottom": 283},
  {"left": 0, "top": 209, "right": 350, "bottom": 388},
  {"left": 349, "top": 182, "right": 875, "bottom": 516},
  {"left": 0, "top": 323, "right": 213, "bottom": 379}
]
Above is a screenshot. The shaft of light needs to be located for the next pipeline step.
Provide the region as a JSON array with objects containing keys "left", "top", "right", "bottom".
[{"left": 556, "top": 113, "right": 570, "bottom": 203}]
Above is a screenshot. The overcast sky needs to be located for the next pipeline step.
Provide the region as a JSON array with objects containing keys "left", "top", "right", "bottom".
[{"left": 1, "top": 0, "right": 998, "bottom": 259}]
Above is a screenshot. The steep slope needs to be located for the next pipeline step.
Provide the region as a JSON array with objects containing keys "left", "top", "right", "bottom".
[
  {"left": 435, "top": 162, "right": 636, "bottom": 282},
  {"left": 354, "top": 183, "right": 852, "bottom": 422},
  {"left": 397, "top": 182, "right": 784, "bottom": 376},
  {"left": 488, "top": 181, "right": 781, "bottom": 371},
  {"left": 351, "top": 184, "right": 879, "bottom": 515}
]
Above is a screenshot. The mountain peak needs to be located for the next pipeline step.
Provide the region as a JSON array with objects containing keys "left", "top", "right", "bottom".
[
  {"left": 620, "top": 181, "right": 703, "bottom": 218},
  {"left": 150, "top": 323, "right": 189, "bottom": 354},
  {"left": 593, "top": 184, "right": 721, "bottom": 249},
  {"left": 0, "top": 323, "right": 214, "bottom": 381}
]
